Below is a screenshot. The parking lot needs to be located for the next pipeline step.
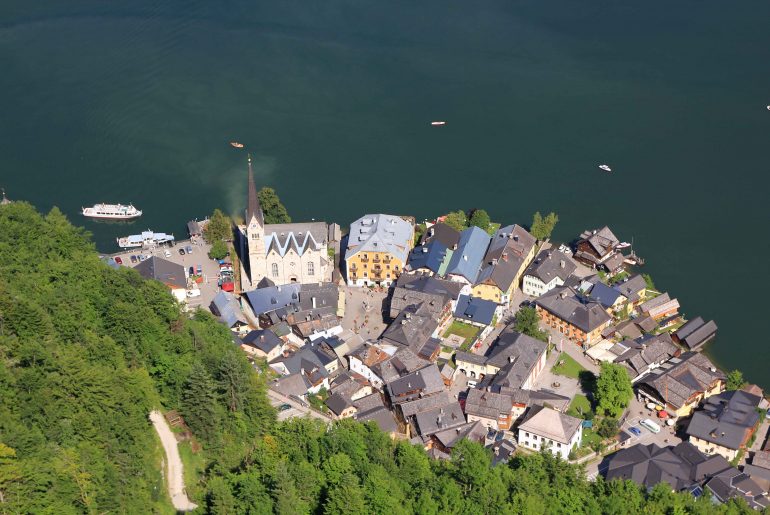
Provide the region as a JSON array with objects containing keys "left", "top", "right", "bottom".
[{"left": 109, "top": 238, "right": 226, "bottom": 312}]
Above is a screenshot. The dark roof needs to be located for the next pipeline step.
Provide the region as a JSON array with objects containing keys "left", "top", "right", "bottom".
[
  {"left": 325, "top": 392, "right": 354, "bottom": 416},
  {"left": 133, "top": 256, "right": 187, "bottom": 289},
  {"left": 685, "top": 390, "right": 762, "bottom": 451},
  {"left": 382, "top": 303, "right": 439, "bottom": 356},
  {"left": 406, "top": 241, "right": 450, "bottom": 274},
  {"left": 605, "top": 442, "right": 732, "bottom": 491},
  {"left": 433, "top": 420, "right": 487, "bottom": 450},
  {"left": 614, "top": 333, "right": 679, "bottom": 378},
  {"left": 486, "top": 330, "right": 548, "bottom": 389},
  {"left": 386, "top": 364, "right": 444, "bottom": 403},
  {"left": 421, "top": 222, "right": 461, "bottom": 248},
  {"left": 414, "top": 401, "right": 466, "bottom": 436},
  {"left": 535, "top": 287, "right": 612, "bottom": 333},
  {"left": 245, "top": 284, "right": 301, "bottom": 315},
  {"left": 242, "top": 329, "right": 282, "bottom": 354},
  {"left": 453, "top": 295, "right": 497, "bottom": 326},
  {"left": 187, "top": 220, "right": 203, "bottom": 236},
  {"left": 389, "top": 274, "right": 461, "bottom": 318},
  {"left": 273, "top": 373, "right": 310, "bottom": 397},
  {"left": 246, "top": 155, "right": 264, "bottom": 225},
  {"left": 640, "top": 352, "right": 726, "bottom": 410},
  {"left": 270, "top": 340, "right": 337, "bottom": 374},
  {"left": 464, "top": 389, "right": 513, "bottom": 420},
  {"left": 587, "top": 282, "right": 624, "bottom": 308},
  {"left": 210, "top": 291, "right": 248, "bottom": 328},
  {"left": 676, "top": 318, "right": 718, "bottom": 350},
  {"left": 705, "top": 467, "right": 770, "bottom": 510},
  {"left": 579, "top": 226, "right": 620, "bottom": 259},
  {"left": 475, "top": 225, "right": 536, "bottom": 292},
  {"left": 524, "top": 249, "right": 576, "bottom": 284},
  {"left": 445, "top": 226, "right": 491, "bottom": 283},
  {"left": 602, "top": 252, "right": 625, "bottom": 273}
]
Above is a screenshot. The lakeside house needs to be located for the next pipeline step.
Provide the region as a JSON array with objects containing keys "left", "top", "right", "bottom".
[
  {"left": 445, "top": 226, "right": 491, "bottom": 285},
  {"left": 420, "top": 222, "right": 461, "bottom": 249},
  {"left": 517, "top": 405, "right": 583, "bottom": 460},
  {"left": 344, "top": 214, "right": 414, "bottom": 287},
  {"left": 637, "top": 352, "right": 726, "bottom": 417},
  {"left": 685, "top": 389, "right": 763, "bottom": 462},
  {"left": 522, "top": 249, "right": 577, "bottom": 297},
  {"left": 613, "top": 333, "right": 681, "bottom": 382},
  {"left": 574, "top": 226, "right": 620, "bottom": 268},
  {"left": 405, "top": 241, "right": 453, "bottom": 276},
  {"left": 237, "top": 157, "right": 331, "bottom": 289},
  {"left": 612, "top": 274, "right": 648, "bottom": 306},
  {"left": 471, "top": 224, "right": 536, "bottom": 305},
  {"left": 674, "top": 317, "right": 718, "bottom": 351},
  {"left": 133, "top": 256, "right": 188, "bottom": 302},
  {"left": 534, "top": 286, "right": 612, "bottom": 347}
]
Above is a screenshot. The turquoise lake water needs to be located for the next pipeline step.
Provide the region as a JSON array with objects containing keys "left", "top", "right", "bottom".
[{"left": 1, "top": 1, "right": 768, "bottom": 386}]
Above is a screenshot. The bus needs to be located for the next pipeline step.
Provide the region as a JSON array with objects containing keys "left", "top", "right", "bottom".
[{"left": 640, "top": 418, "right": 661, "bottom": 434}]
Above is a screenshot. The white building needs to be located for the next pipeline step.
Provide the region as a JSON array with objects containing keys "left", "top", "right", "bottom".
[
  {"left": 239, "top": 155, "right": 331, "bottom": 289},
  {"left": 517, "top": 406, "right": 583, "bottom": 460},
  {"left": 522, "top": 250, "right": 577, "bottom": 297}
]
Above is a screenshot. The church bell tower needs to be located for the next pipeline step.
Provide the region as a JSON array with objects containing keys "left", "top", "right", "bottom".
[{"left": 245, "top": 154, "right": 266, "bottom": 282}]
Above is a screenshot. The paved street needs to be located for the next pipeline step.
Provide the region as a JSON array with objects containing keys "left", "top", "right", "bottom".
[
  {"left": 340, "top": 285, "right": 389, "bottom": 340},
  {"left": 267, "top": 387, "right": 332, "bottom": 423}
]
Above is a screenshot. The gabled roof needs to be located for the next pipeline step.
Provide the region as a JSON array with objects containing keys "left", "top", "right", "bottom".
[
  {"left": 445, "top": 226, "right": 491, "bottom": 283},
  {"left": 245, "top": 284, "right": 301, "bottom": 315},
  {"left": 453, "top": 295, "right": 497, "bottom": 326},
  {"left": 535, "top": 287, "right": 612, "bottom": 333},
  {"left": 686, "top": 390, "right": 762, "bottom": 451},
  {"left": 675, "top": 318, "right": 718, "bottom": 350},
  {"left": 414, "top": 401, "right": 466, "bottom": 436},
  {"left": 519, "top": 405, "right": 581, "bottom": 444},
  {"left": 210, "top": 291, "right": 248, "bottom": 328},
  {"left": 587, "top": 282, "right": 624, "bottom": 308},
  {"left": 486, "top": 330, "right": 548, "bottom": 389},
  {"left": 524, "top": 250, "right": 576, "bottom": 284},
  {"left": 475, "top": 225, "right": 536, "bottom": 291},
  {"left": 386, "top": 364, "right": 444, "bottom": 403},
  {"left": 345, "top": 214, "right": 413, "bottom": 263},
  {"left": 420, "top": 222, "right": 461, "bottom": 248},
  {"left": 615, "top": 333, "right": 679, "bottom": 377},
  {"left": 433, "top": 420, "right": 487, "bottom": 450},
  {"left": 242, "top": 329, "right": 283, "bottom": 354},
  {"left": 381, "top": 303, "right": 439, "bottom": 355},
  {"left": 464, "top": 389, "right": 513, "bottom": 420},
  {"left": 406, "top": 241, "right": 451, "bottom": 274},
  {"left": 639, "top": 293, "right": 671, "bottom": 314},
  {"left": 326, "top": 392, "right": 354, "bottom": 416},
  {"left": 133, "top": 256, "right": 187, "bottom": 289},
  {"left": 640, "top": 352, "right": 726, "bottom": 410},
  {"left": 264, "top": 222, "right": 329, "bottom": 258},
  {"left": 579, "top": 226, "right": 619, "bottom": 258},
  {"left": 273, "top": 373, "right": 310, "bottom": 397},
  {"left": 389, "top": 274, "right": 462, "bottom": 318},
  {"left": 613, "top": 274, "right": 647, "bottom": 302}
]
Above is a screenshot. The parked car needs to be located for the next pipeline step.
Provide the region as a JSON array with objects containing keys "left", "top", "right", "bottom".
[
  {"left": 130, "top": 255, "right": 138, "bottom": 263},
  {"left": 189, "top": 266, "right": 195, "bottom": 276},
  {"left": 628, "top": 426, "right": 642, "bottom": 437},
  {"left": 178, "top": 248, "right": 185, "bottom": 255},
  {"left": 640, "top": 419, "right": 661, "bottom": 434},
  {"left": 186, "top": 289, "right": 201, "bottom": 298},
  {"left": 278, "top": 404, "right": 292, "bottom": 412},
  {"left": 139, "top": 255, "right": 147, "bottom": 262},
  {"left": 164, "top": 249, "right": 171, "bottom": 258},
  {"left": 114, "top": 256, "right": 123, "bottom": 265},
  {"left": 196, "top": 264, "right": 202, "bottom": 275},
  {"left": 186, "top": 245, "right": 193, "bottom": 254}
]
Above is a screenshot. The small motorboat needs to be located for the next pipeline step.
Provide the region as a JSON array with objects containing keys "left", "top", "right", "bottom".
[
  {"left": 430, "top": 121, "right": 446, "bottom": 126},
  {"left": 599, "top": 164, "right": 612, "bottom": 172},
  {"left": 766, "top": 105, "right": 770, "bottom": 111},
  {"left": 616, "top": 242, "right": 632, "bottom": 249},
  {"left": 230, "top": 141, "right": 244, "bottom": 148}
]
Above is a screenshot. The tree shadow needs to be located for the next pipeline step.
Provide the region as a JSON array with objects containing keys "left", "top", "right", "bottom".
[{"left": 578, "top": 370, "right": 597, "bottom": 405}]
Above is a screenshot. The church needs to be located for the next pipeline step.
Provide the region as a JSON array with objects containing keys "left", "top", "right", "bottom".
[{"left": 238, "top": 156, "right": 331, "bottom": 289}]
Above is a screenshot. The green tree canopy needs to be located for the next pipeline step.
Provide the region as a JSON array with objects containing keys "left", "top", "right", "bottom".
[
  {"left": 443, "top": 210, "right": 467, "bottom": 231},
  {"left": 530, "top": 211, "right": 559, "bottom": 240},
  {"left": 258, "top": 187, "right": 292, "bottom": 224},
  {"left": 204, "top": 208, "right": 233, "bottom": 243},
  {"left": 595, "top": 363, "right": 634, "bottom": 418},
  {"left": 208, "top": 239, "right": 229, "bottom": 260},
  {"left": 726, "top": 369, "right": 747, "bottom": 391},
  {"left": 468, "top": 209, "right": 491, "bottom": 232},
  {"left": 514, "top": 306, "right": 549, "bottom": 342}
]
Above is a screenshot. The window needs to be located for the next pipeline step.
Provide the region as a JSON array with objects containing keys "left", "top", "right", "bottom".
[
  {"left": 251, "top": 233, "right": 259, "bottom": 240},
  {"left": 363, "top": 264, "right": 367, "bottom": 269},
  {"left": 271, "top": 263, "right": 279, "bottom": 277},
  {"left": 307, "top": 261, "right": 315, "bottom": 276}
]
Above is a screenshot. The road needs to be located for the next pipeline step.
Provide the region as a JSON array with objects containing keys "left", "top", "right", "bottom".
[
  {"left": 267, "top": 388, "right": 333, "bottom": 422},
  {"left": 149, "top": 411, "right": 197, "bottom": 512}
]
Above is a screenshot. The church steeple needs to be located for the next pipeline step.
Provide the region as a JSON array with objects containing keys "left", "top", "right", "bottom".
[{"left": 246, "top": 154, "right": 263, "bottom": 225}]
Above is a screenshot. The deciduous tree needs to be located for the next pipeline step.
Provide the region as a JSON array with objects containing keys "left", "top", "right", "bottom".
[
  {"left": 595, "top": 363, "right": 633, "bottom": 418},
  {"left": 443, "top": 210, "right": 467, "bottom": 231},
  {"left": 258, "top": 187, "right": 292, "bottom": 224}
]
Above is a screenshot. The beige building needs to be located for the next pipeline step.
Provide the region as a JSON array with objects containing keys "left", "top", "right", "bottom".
[
  {"left": 345, "top": 214, "right": 414, "bottom": 287},
  {"left": 239, "top": 156, "right": 331, "bottom": 288}
]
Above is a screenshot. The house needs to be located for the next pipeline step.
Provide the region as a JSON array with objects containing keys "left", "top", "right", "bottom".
[
  {"left": 272, "top": 373, "right": 313, "bottom": 399},
  {"left": 585, "top": 281, "right": 626, "bottom": 313},
  {"left": 517, "top": 405, "right": 582, "bottom": 460},
  {"left": 238, "top": 156, "right": 330, "bottom": 288},
  {"left": 209, "top": 291, "right": 250, "bottom": 334},
  {"left": 574, "top": 226, "right": 620, "bottom": 268},
  {"left": 602, "top": 252, "right": 626, "bottom": 276},
  {"left": 464, "top": 389, "right": 515, "bottom": 430},
  {"left": 472, "top": 225, "right": 537, "bottom": 304},
  {"left": 353, "top": 392, "right": 400, "bottom": 436},
  {"left": 605, "top": 441, "right": 733, "bottom": 492},
  {"left": 345, "top": 214, "right": 414, "bottom": 287},
  {"left": 388, "top": 273, "right": 462, "bottom": 326},
  {"left": 614, "top": 333, "right": 680, "bottom": 382},
  {"left": 439, "top": 362, "right": 455, "bottom": 386},
  {"left": 325, "top": 370, "right": 375, "bottom": 419},
  {"left": 133, "top": 256, "right": 188, "bottom": 301},
  {"left": 454, "top": 329, "right": 548, "bottom": 390},
  {"left": 686, "top": 390, "right": 762, "bottom": 462},
  {"left": 413, "top": 401, "right": 467, "bottom": 438},
  {"left": 241, "top": 329, "right": 284, "bottom": 361},
  {"left": 386, "top": 364, "right": 445, "bottom": 405},
  {"left": 325, "top": 393, "right": 358, "bottom": 419},
  {"left": 674, "top": 317, "right": 718, "bottom": 351},
  {"left": 405, "top": 241, "right": 453, "bottom": 276},
  {"left": 535, "top": 287, "right": 612, "bottom": 347},
  {"left": 704, "top": 467, "right": 770, "bottom": 510},
  {"left": 348, "top": 342, "right": 398, "bottom": 388},
  {"left": 444, "top": 226, "right": 491, "bottom": 285},
  {"left": 431, "top": 421, "right": 487, "bottom": 456},
  {"left": 186, "top": 218, "right": 208, "bottom": 238},
  {"left": 370, "top": 347, "right": 430, "bottom": 388},
  {"left": 637, "top": 352, "right": 726, "bottom": 417},
  {"left": 522, "top": 250, "right": 577, "bottom": 297},
  {"left": 638, "top": 293, "right": 680, "bottom": 321},
  {"left": 420, "top": 222, "right": 461, "bottom": 249},
  {"left": 612, "top": 274, "right": 648, "bottom": 305},
  {"left": 244, "top": 282, "right": 341, "bottom": 338},
  {"left": 453, "top": 295, "right": 500, "bottom": 330},
  {"left": 269, "top": 339, "right": 340, "bottom": 380},
  {"left": 381, "top": 303, "right": 441, "bottom": 361},
  {"left": 322, "top": 330, "right": 364, "bottom": 369}
]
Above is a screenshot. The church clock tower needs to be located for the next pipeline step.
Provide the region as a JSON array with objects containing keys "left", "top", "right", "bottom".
[{"left": 245, "top": 154, "right": 266, "bottom": 282}]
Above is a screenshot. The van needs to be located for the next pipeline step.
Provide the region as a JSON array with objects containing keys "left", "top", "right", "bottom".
[
  {"left": 186, "top": 289, "right": 201, "bottom": 298},
  {"left": 640, "top": 418, "right": 661, "bottom": 433},
  {"left": 467, "top": 380, "right": 477, "bottom": 388}
]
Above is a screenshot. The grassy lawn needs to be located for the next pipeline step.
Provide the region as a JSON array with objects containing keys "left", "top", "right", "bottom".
[
  {"left": 307, "top": 388, "right": 330, "bottom": 413},
  {"left": 551, "top": 352, "right": 587, "bottom": 379},
  {"left": 178, "top": 440, "right": 206, "bottom": 503},
  {"left": 567, "top": 394, "right": 593, "bottom": 419},
  {"left": 443, "top": 320, "right": 481, "bottom": 350}
]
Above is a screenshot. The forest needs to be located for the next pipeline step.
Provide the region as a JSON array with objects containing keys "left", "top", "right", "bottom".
[{"left": 0, "top": 202, "right": 758, "bottom": 514}]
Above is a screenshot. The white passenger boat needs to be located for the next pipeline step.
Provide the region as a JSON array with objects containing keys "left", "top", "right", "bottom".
[
  {"left": 598, "top": 164, "right": 612, "bottom": 172},
  {"left": 83, "top": 203, "right": 142, "bottom": 220},
  {"left": 430, "top": 121, "right": 446, "bottom": 126},
  {"left": 117, "top": 230, "right": 174, "bottom": 249}
]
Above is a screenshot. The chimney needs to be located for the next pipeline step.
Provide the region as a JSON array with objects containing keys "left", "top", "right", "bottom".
[
  {"left": 312, "top": 296, "right": 317, "bottom": 309},
  {"left": 502, "top": 252, "right": 508, "bottom": 261},
  {"left": 513, "top": 234, "right": 519, "bottom": 242},
  {"left": 260, "top": 334, "right": 265, "bottom": 341},
  {"left": 560, "top": 260, "right": 565, "bottom": 268},
  {"left": 492, "top": 258, "right": 498, "bottom": 265},
  {"left": 463, "top": 255, "right": 468, "bottom": 261},
  {"left": 508, "top": 355, "right": 514, "bottom": 363}
]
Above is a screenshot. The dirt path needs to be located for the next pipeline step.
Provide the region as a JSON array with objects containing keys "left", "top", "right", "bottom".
[{"left": 149, "top": 411, "right": 198, "bottom": 512}]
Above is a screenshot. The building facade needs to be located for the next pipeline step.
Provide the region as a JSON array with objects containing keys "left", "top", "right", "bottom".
[
  {"left": 345, "top": 214, "right": 414, "bottom": 287},
  {"left": 238, "top": 156, "right": 330, "bottom": 288}
]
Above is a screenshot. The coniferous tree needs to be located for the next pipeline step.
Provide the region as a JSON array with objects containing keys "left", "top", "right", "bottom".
[{"left": 182, "top": 363, "right": 220, "bottom": 442}]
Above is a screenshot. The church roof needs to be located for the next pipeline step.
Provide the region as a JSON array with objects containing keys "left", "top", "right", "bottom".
[{"left": 246, "top": 155, "right": 264, "bottom": 225}]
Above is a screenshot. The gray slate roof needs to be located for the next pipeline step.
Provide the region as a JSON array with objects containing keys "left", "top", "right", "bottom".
[
  {"left": 586, "top": 281, "right": 624, "bottom": 308},
  {"left": 242, "top": 329, "right": 283, "bottom": 354},
  {"left": 640, "top": 352, "right": 726, "bottom": 410},
  {"left": 420, "top": 222, "right": 461, "bottom": 248},
  {"left": 475, "top": 225, "right": 535, "bottom": 291},
  {"left": 406, "top": 241, "right": 450, "bottom": 274},
  {"left": 445, "top": 226, "right": 491, "bottom": 283},
  {"left": 686, "top": 390, "right": 762, "bottom": 451},
  {"left": 535, "top": 287, "right": 612, "bottom": 333},
  {"left": 210, "top": 291, "right": 248, "bottom": 328},
  {"left": 134, "top": 256, "right": 187, "bottom": 289},
  {"left": 487, "top": 331, "right": 548, "bottom": 389},
  {"left": 453, "top": 295, "right": 497, "bottom": 326},
  {"left": 381, "top": 303, "right": 439, "bottom": 358},
  {"left": 639, "top": 292, "right": 671, "bottom": 314},
  {"left": 579, "top": 226, "right": 620, "bottom": 258},
  {"left": 613, "top": 274, "right": 647, "bottom": 302},
  {"left": 414, "top": 401, "right": 466, "bottom": 436},
  {"left": 615, "top": 333, "right": 679, "bottom": 377},
  {"left": 675, "top": 317, "right": 718, "bottom": 350},
  {"left": 389, "top": 274, "right": 462, "bottom": 318},
  {"left": 518, "top": 405, "right": 582, "bottom": 445},
  {"left": 345, "top": 214, "right": 413, "bottom": 264},
  {"left": 386, "top": 364, "right": 445, "bottom": 403},
  {"left": 524, "top": 249, "right": 576, "bottom": 284},
  {"left": 464, "top": 389, "right": 513, "bottom": 420}
]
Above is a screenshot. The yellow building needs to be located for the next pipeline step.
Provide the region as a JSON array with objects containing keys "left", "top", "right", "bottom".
[
  {"left": 345, "top": 214, "right": 414, "bottom": 287},
  {"left": 471, "top": 225, "right": 537, "bottom": 305}
]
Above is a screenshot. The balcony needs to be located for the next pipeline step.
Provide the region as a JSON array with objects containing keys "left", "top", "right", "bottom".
[{"left": 360, "top": 256, "right": 369, "bottom": 262}]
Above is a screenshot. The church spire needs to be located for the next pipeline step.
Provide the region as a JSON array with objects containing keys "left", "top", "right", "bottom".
[{"left": 246, "top": 154, "right": 263, "bottom": 225}]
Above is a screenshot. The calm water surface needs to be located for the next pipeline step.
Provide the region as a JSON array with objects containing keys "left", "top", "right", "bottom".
[{"left": 1, "top": 1, "right": 768, "bottom": 386}]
